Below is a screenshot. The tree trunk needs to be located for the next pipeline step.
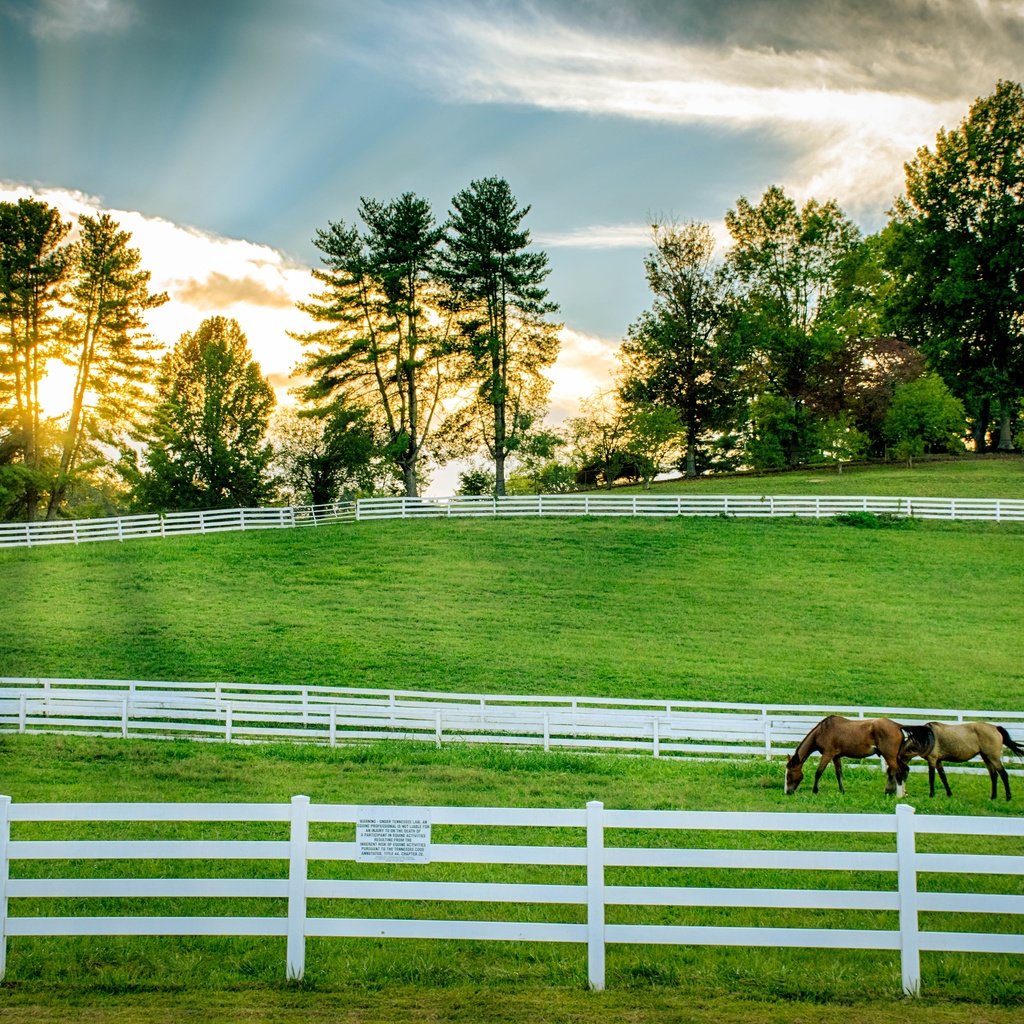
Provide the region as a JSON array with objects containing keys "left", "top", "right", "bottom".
[{"left": 997, "top": 411, "right": 1015, "bottom": 451}]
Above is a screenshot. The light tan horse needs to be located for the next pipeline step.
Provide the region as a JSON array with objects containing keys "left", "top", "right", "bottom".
[
  {"left": 899, "top": 721, "right": 1024, "bottom": 800},
  {"left": 784, "top": 716, "right": 908, "bottom": 796}
]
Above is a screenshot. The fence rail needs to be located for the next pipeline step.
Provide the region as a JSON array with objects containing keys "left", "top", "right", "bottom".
[
  {"left": 3, "top": 678, "right": 1023, "bottom": 770},
  {"left": 1, "top": 795, "right": 1021, "bottom": 994},
  {"left": 2, "top": 493, "right": 1022, "bottom": 549}
]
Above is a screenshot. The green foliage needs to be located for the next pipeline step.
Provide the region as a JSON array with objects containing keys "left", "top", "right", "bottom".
[
  {"left": 295, "top": 194, "right": 452, "bottom": 497},
  {"left": 271, "top": 403, "right": 378, "bottom": 504},
  {"left": 832, "top": 511, "right": 916, "bottom": 530},
  {"left": 132, "top": 317, "right": 276, "bottom": 511},
  {"left": 0, "top": 197, "right": 71, "bottom": 520},
  {"left": 619, "top": 222, "right": 738, "bottom": 478},
  {"left": 885, "top": 80, "right": 1024, "bottom": 452},
  {"left": 48, "top": 212, "right": 167, "bottom": 519},
  {"left": 725, "top": 186, "right": 862, "bottom": 468},
  {"left": 456, "top": 466, "right": 495, "bottom": 496},
  {"left": 439, "top": 177, "right": 560, "bottom": 495},
  {"left": 883, "top": 372, "right": 967, "bottom": 465}
]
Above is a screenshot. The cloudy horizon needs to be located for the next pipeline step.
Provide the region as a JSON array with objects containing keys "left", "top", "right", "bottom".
[{"left": 3, "top": 0, "right": 1020, "bottom": 490}]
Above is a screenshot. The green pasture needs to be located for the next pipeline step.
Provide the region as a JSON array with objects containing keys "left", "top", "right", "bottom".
[
  {"left": 2, "top": 465, "right": 1023, "bottom": 708},
  {"left": 0, "top": 735, "right": 1022, "bottom": 1023},
  {"left": 2, "top": 460, "right": 1023, "bottom": 1022}
]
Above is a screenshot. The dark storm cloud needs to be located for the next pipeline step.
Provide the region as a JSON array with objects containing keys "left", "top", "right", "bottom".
[{"left": 474, "top": 0, "right": 1024, "bottom": 99}]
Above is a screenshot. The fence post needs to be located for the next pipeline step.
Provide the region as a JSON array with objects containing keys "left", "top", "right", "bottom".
[
  {"left": 18, "top": 695, "right": 26, "bottom": 734},
  {"left": 225, "top": 703, "right": 233, "bottom": 743},
  {"left": 329, "top": 707, "right": 337, "bottom": 748},
  {"left": 435, "top": 711, "right": 442, "bottom": 748},
  {"left": 586, "top": 800, "right": 606, "bottom": 991},
  {"left": 286, "top": 795, "right": 310, "bottom": 980},
  {"left": 896, "top": 803, "right": 921, "bottom": 997},
  {"left": 652, "top": 718, "right": 660, "bottom": 758},
  {"left": 762, "top": 710, "right": 772, "bottom": 760},
  {"left": 543, "top": 713, "right": 550, "bottom": 752},
  {"left": 0, "top": 794, "right": 10, "bottom": 982},
  {"left": 121, "top": 698, "right": 129, "bottom": 739}
]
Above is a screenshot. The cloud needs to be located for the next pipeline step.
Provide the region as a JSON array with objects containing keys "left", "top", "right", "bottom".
[
  {"left": 397, "top": 1, "right": 1020, "bottom": 212},
  {"left": 545, "top": 326, "right": 619, "bottom": 422},
  {"left": 7, "top": 0, "right": 136, "bottom": 39},
  {"left": 174, "top": 271, "right": 294, "bottom": 310},
  {"left": 537, "top": 223, "right": 654, "bottom": 249}
]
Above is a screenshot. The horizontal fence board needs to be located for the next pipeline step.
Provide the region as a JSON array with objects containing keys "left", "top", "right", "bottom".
[
  {"left": 604, "top": 849, "right": 898, "bottom": 872},
  {"left": 8, "top": 878, "right": 289, "bottom": 899},
  {"left": 11, "top": 840, "right": 289, "bottom": 860},
  {"left": 918, "top": 932, "right": 1024, "bottom": 954},
  {"left": 304, "top": 880, "right": 586, "bottom": 904},
  {"left": 6, "top": 917, "right": 288, "bottom": 938},
  {"left": 604, "top": 924, "right": 901, "bottom": 950},
  {"left": 605, "top": 885, "right": 900, "bottom": 911},
  {"left": 305, "top": 919, "right": 588, "bottom": 943},
  {"left": 1, "top": 796, "right": 1020, "bottom": 995}
]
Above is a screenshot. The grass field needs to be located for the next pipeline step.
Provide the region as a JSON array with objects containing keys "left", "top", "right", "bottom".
[
  {"left": 2, "top": 460, "right": 1023, "bottom": 1022},
  {"left": 1, "top": 507, "right": 1022, "bottom": 710},
  {"left": 1, "top": 735, "right": 1022, "bottom": 1024}
]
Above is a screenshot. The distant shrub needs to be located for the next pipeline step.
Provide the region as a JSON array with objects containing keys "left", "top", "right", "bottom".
[{"left": 833, "top": 511, "right": 917, "bottom": 529}]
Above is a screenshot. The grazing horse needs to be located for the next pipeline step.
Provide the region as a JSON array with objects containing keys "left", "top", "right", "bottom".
[
  {"left": 899, "top": 721, "right": 1024, "bottom": 800},
  {"left": 784, "top": 716, "right": 908, "bottom": 796}
]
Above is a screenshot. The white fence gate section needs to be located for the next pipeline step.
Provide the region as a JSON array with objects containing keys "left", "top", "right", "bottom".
[
  {"left": 2, "top": 493, "right": 1023, "bottom": 549},
  {"left": 3, "top": 678, "right": 1023, "bottom": 771},
  {"left": 1, "top": 796, "right": 1022, "bottom": 995}
]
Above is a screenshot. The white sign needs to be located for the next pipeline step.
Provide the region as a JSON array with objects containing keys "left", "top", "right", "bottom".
[{"left": 356, "top": 810, "right": 431, "bottom": 863}]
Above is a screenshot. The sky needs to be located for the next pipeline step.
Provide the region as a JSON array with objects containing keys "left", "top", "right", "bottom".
[{"left": 2, "top": 0, "right": 1023, "bottom": 490}]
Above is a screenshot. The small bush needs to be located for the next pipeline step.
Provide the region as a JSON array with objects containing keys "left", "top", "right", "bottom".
[{"left": 832, "top": 511, "right": 917, "bottom": 529}]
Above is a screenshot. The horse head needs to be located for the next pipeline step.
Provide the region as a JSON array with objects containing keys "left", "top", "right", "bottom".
[{"left": 784, "top": 754, "right": 804, "bottom": 795}]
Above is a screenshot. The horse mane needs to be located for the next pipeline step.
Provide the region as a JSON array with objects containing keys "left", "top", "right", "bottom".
[{"left": 900, "top": 723, "right": 934, "bottom": 756}]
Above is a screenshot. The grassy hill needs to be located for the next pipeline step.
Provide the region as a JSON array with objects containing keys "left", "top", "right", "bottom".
[{"left": 2, "top": 460, "right": 1022, "bottom": 710}]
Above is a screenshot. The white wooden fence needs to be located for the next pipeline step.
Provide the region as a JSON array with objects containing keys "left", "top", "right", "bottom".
[
  {"left": 1, "top": 795, "right": 1021, "bottom": 995},
  {"left": 4, "top": 678, "right": 1023, "bottom": 768},
  {"left": 2, "top": 493, "right": 1023, "bottom": 549}
]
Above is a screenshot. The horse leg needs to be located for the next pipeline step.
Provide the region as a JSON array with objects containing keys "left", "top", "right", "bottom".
[
  {"left": 927, "top": 763, "right": 937, "bottom": 797},
  {"left": 935, "top": 761, "right": 953, "bottom": 797},
  {"left": 882, "top": 758, "right": 901, "bottom": 796},
  {"left": 833, "top": 757, "right": 844, "bottom": 794},
  {"left": 982, "top": 755, "right": 1011, "bottom": 800},
  {"left": 813, "top": 754, "right": 833, "bottom": 794}
]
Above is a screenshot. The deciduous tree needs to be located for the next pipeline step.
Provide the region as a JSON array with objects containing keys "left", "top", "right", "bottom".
[
  {"left": 619, "top": 222, "right": 737, "bottom": 477},
  {"left": 134, "top": 317, "right": 275, "bottom": 510},
  {"left": 885, "top": 80, "right": 1024, "bottom": 451},
  {"left": 725, "top": 186, "right": 861, "bottom": 467}
]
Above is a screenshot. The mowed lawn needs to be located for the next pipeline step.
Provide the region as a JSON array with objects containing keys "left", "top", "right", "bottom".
[
  {"left": 1, "top": 512, "right": 1022, "bottom": 709},
  {"left": 1, "top": 736, "right": 1023, "bottom": 1024},
  {"left": 2, "top": 461, "right": 1024, "bottom": 1022}
]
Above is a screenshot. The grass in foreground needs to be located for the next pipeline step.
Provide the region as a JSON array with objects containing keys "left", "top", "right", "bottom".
[{"left": 1, "top": 734, "right": 1022, "bottom": 1024}]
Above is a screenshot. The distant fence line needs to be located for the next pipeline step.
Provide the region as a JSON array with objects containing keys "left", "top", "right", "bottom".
[
  {"left": 2, "top": 493, "right": 1023, "bottom": 549},
  {"left": 3, "top": 678, "right": 1023, "bottom": 772},
  {"left": 2, "top": 795, "right": 1022, "bottom": 994}
]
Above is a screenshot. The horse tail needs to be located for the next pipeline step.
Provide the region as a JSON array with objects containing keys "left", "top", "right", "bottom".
[{"left": 997, "top": 726, "right": 1024, "bottom": 759}]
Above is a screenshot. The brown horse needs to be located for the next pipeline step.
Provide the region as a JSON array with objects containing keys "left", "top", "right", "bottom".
[
  {"left": 899, "top": 721, "right": 1024, "bottom": 800},
  {"left": 784, "top": 716, "right": 908, "bottom": 796}
]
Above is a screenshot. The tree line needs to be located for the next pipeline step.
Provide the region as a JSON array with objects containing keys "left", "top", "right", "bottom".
[{"left": 1, "top": 82, "right": 1021, "bottom": 518}]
